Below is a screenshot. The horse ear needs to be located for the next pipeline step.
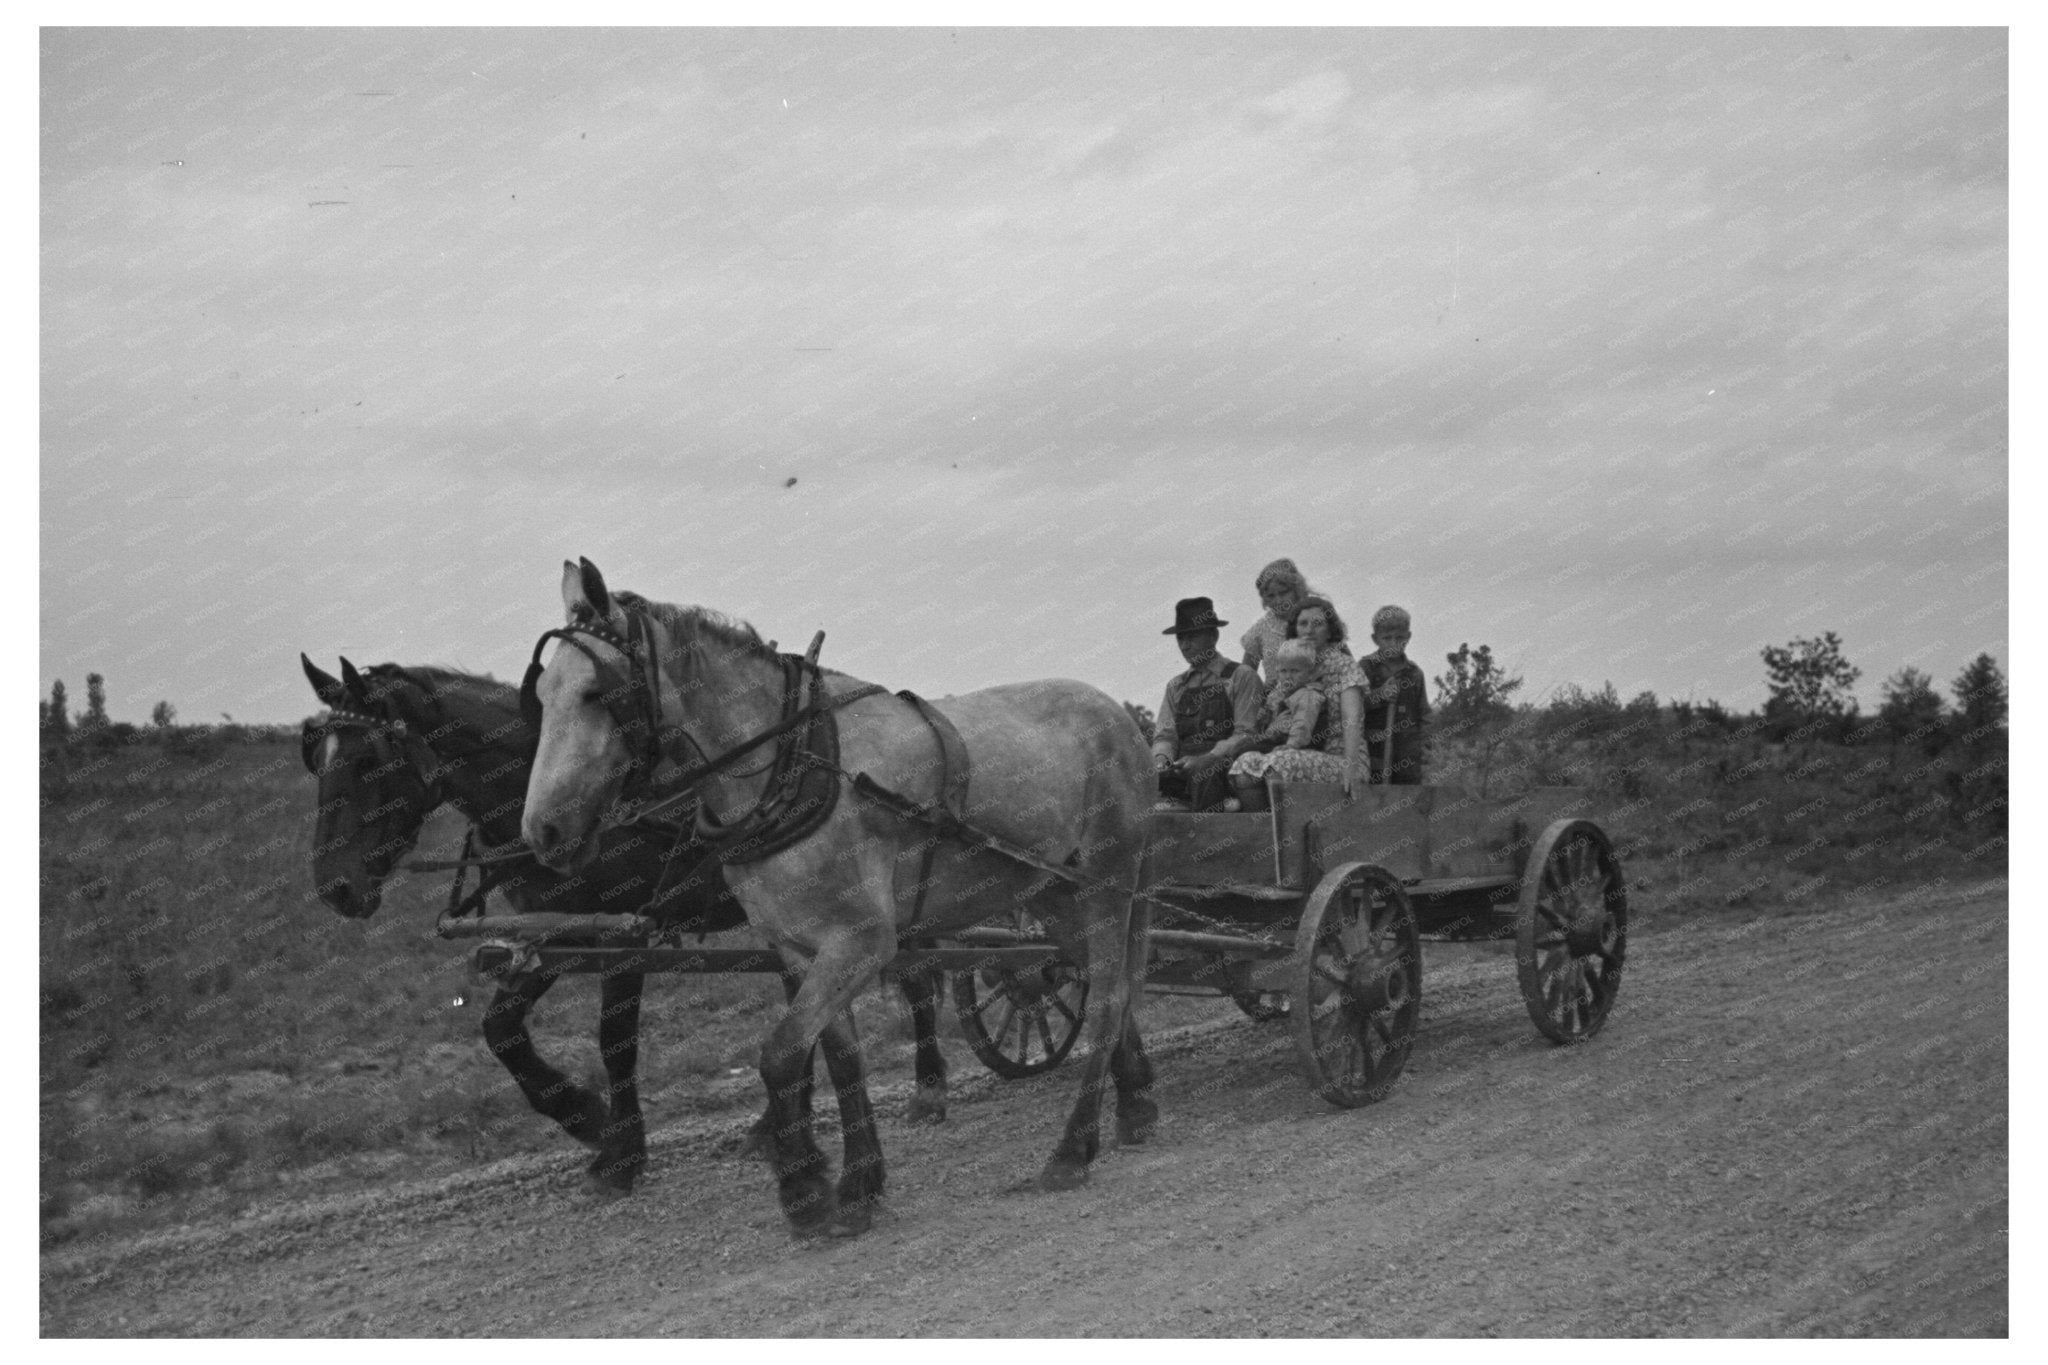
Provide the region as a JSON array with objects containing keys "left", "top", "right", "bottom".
[
  {"left": 561, "top": 559, "right": 590, "bottom": 622},
  {"left": 302, "top": 654, "right": 346, "bottom": 709},
  {"left": 339, "top": 657, "right": 375, "bottom": 711},
  {"left": 578, "top": 557, "right": 613, "bottom": 618},
  {"left": 562, "top": 556, "right": 615, "bottom": 624}
]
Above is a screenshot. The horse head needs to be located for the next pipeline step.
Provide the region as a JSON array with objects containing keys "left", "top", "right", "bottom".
[
  {"left": 300, "top": 654, "right": 443, "bottom": 918},
  {"left": 520, "top": 558, "right": 652, "bottom": 872}
]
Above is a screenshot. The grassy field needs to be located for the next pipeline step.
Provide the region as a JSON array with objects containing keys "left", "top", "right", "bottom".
[
  {"left": 40, "top": 733, "right": 827, "bottom": 1240},
  {"left": 39, "top": 712, "right": 2004, "bottom": 1244}
]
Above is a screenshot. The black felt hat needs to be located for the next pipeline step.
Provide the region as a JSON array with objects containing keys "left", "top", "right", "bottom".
[{"left": 1164, "top": 596, "right": 1228, "bottom": 635}]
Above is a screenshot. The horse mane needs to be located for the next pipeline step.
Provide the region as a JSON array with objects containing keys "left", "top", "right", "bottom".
[
  {"left": 360, "top": 663, "right": 527, "bottom": 759},
  {"left": 612, "top": 591, "right": 777, "bottom": 663}
]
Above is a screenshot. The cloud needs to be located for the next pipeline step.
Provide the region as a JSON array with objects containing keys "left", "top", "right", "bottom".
[{"left": 1248, "top": 71, "right": 1353, "bottom": 125}]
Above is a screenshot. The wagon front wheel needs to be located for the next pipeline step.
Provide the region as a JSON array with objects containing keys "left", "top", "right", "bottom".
[
  {"left": 1516, "top": 819, "right": 1628, "bottom": 1043},
  {"left": 1291, "top": 863, "right": 1421, "bottom": 1108},
  {"left": 951, "top": 959, "right": 1089, "bottom": 1079}
]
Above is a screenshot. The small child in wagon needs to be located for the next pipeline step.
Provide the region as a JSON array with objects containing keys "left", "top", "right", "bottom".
[
  {"left": 1225, "top": 638, "right": 1326, "bottom": 812},
  {"left": 1362, "top": 604, "right": 1430, "bottom": 785}
]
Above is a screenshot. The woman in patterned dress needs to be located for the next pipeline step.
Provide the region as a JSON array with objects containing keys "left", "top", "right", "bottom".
[{"left": 1243, "top": 596, "right": 1366, "bottom": 788}]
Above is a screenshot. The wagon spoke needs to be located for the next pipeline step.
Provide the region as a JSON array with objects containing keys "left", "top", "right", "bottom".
[
  {"left": 993, "top": 1000, "right": 1019, "bottom": 1051},
  {"left": 1339, "top": 911, "right": 1368, "bottom": 958},
  {"left": 1361, "top": 900, "right": 1391, "bottom": 954},
  {"left": 1367, "top": 1011, "right": 1394, "bottom": 1048},
  {"left": 1334, "top": 1016, "right": 1364, "bottom": 1078},
  {"left": 1036, "top": 1009, "right": 1059, "bottom": 1058},
  {"left": 1048, "top": 991, "right": 1080, "bottom": 1027}
]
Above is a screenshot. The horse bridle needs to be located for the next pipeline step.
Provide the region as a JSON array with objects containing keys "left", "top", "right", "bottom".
[
  {"left": 302, "top": 705, "right": 441, "bottom": 787},
  {"left": 301, "top": 703, "right": 450, "bottom": 877},
  {"left": 519, "top": 607, "right": 884, "bottom": 830},
  {"left": 518, "top": 606, "right": 708, "bottom": 806}
]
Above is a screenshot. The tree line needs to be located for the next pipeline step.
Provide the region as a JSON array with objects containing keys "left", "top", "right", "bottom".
[
  {"left": 1430, "top": 633, "right": 2006, "bottom": 752},
  {"left": 44, "top": 634, "right": 2009, "bottom": 758}
]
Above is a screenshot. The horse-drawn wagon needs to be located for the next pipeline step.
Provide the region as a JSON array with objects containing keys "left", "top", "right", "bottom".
[
  {"left": 308, "top": 559, "right": 1628, "bottom": 1230},
  {"left": 449, "top": 779, "right": 1629, "bottom": 1110}
]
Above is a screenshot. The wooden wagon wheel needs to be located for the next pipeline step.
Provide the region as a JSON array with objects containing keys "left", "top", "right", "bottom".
[
  {"left": 1291, "top": 862, "right": 1422, "bottom": 1108},
  {"left": 951, "top": 958, "right": 1089, "bottom": 1080},
  {"left": 1516, "top": 819, "right": 1628, "bottom": 1043}
]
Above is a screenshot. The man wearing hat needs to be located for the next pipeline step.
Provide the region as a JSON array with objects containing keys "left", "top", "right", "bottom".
[{"left": 1151, "top": 596, "right": 1264, "bottom": 812}]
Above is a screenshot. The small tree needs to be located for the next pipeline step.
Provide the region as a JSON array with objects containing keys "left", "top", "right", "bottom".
[
  {"left": 1434, "top": 643, "right": 1522, "bottom": 732},
  {"left": 43, "top": 680, "right": 71, "bottom": 742},
  {"left": 1761, "top": 632, "right": 1861, "bottom": 729},
  {"left": 151, "top": 700, "right": 177, "bottom": 729},
  {"left": 82, "top": 672, "right": 109, "bottom": 734},
  {"left": 1878, "top": 667, "right": 1944, "bottom": 747},
  {"left": 1434, "top": 644, "right": 1523, "bottom": 796},
  {"left": 1950, "top": 653, "right": 2007, "bottom": 740}
]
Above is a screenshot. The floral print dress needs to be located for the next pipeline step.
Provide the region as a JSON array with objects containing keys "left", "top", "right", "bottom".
[{"left": 1232, "top": 642, "right": 1360, "bottom": 784}]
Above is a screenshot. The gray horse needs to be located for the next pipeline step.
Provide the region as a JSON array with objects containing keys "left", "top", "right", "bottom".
[{"left": 520, "top": 558, "right": 1157, "bottom": 1238}]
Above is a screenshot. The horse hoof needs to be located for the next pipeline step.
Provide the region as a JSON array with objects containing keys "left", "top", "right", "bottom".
[
  {"left": 1117, "top": 1098, "right": 1159, "bottom": 1146},
  {"left": 825, "top": 1203, "right": 874, "bottom": 1238},
  {"left": 905, "top": 1093, "right": 948, "bottom": 1127},
  {"left": 1038, "top": 1160, "right": 1090, "bottom": 1193},
  {"left": 580, "top": 1170, "right": 633, "bottom": 1201},
  {"left": 780, "top": 1174, "right": 838, "bottom": 1237}
]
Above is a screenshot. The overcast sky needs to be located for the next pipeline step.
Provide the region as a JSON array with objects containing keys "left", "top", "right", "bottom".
[{"left": 40, "top": 27, "right": 2006, "bottom": 726}]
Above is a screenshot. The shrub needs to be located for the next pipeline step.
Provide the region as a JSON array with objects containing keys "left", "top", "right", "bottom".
[
  {"left": 1761, "top": 632, "right": 1861, "bottom": 734},
  {"left": 1878, "top": 667, "right": 1946, "bottom": 753},
  {"left": 1434, "top": 642, "right": 1522, "bottom": 733},
  {"left": 1950, "top": 653, "right": 2007, "bottom": 744}
]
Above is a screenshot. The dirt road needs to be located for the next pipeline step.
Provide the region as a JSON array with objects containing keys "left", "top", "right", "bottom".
[{"left": 42, "top": 882, "right": 2007, "bottom": 1337}]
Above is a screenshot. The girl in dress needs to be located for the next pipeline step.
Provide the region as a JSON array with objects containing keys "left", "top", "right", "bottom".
[{"left": 1240, "top": 557, "right": 1313, "bottom": 685}]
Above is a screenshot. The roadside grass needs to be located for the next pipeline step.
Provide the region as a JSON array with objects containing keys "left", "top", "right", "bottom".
[
  {"left": 1429, "top": 708, "right": 2007, "bottom": 917},
  {"left": 40, "top": 715, "right": 2006, "bottom": 1242}
]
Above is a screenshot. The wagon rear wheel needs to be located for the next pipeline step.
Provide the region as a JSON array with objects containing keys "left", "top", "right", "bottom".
[
  {"left": 951, "top": 959, "right": 1089, "bottom": 1079},
  {"left": 1517, "top": 819, "right": 1628, "bottom": 1043},
  {"left": 1291, "top": 863, "right": 1421, "bottom": 1108}
]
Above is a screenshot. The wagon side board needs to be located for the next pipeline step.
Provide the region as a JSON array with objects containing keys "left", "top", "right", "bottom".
[
  {"left": 1142, "top": 783, "right": 1598, "bottom": 892},
  {"left": 1141, "top": 809, "right": 1284, "bottom": 889},
  {"left": 1271, "top": 782, "right": 1596, "bottom": 886}
]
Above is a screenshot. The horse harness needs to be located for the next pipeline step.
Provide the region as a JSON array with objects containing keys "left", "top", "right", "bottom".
[{"left": 519, "top": 610, "right": 1007, "bottom": 932}]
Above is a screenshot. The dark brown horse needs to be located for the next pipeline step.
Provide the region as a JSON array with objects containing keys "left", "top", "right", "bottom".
[
  {"left": 520, "top": 559, "right": 1156, "bottom": 1237},
  {"left": 299, "top": 655, "right": 953, "bottom": 1195}
]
